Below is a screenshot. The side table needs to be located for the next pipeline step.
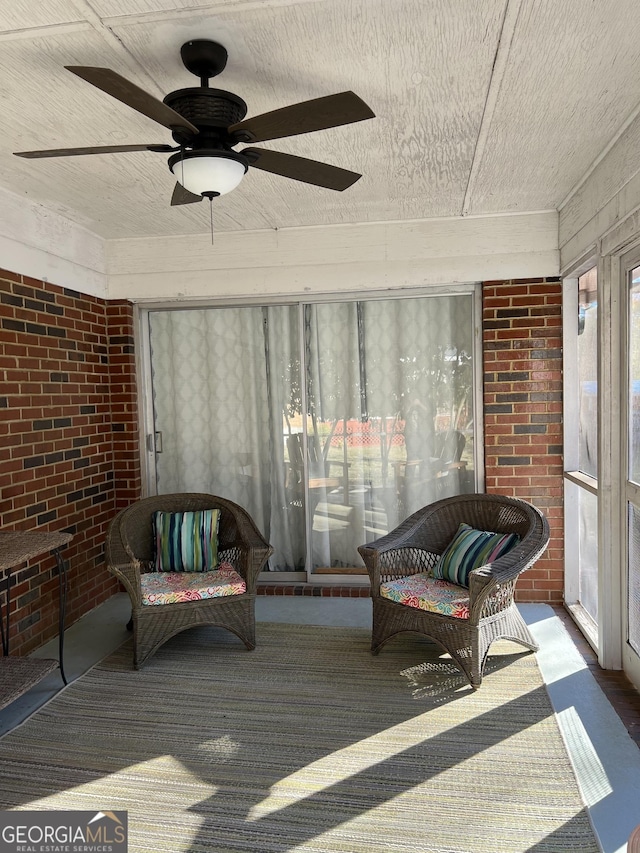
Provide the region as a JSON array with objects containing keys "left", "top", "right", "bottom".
[{"left": 0, "top": 530, "right": 73, "bottom": 710}]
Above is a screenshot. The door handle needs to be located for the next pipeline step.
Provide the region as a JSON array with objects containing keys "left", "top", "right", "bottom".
[{"left": 147, "top": 432, "right": 163, "bottom": 453}]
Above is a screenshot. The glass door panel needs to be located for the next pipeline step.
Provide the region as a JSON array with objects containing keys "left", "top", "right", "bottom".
[
  {"left": 148, "top": 304, "right": 304, "bottom": 572},
  {"left": 304, "top": 295, "right": 475, "bottom": 573}
]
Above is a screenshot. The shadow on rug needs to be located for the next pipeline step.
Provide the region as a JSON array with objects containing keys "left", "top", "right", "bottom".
[{"left": 0, "top": 622, "right": 598, "bottom": 852}]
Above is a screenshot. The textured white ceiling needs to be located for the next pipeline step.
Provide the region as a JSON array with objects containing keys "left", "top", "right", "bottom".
[{"left": 1, "top": 0, "right": 639, "bottom": 240}]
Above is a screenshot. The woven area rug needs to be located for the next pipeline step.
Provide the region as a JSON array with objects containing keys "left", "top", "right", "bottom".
[{"left": 0, "top": 623, "right": 598, "bottom": 852}]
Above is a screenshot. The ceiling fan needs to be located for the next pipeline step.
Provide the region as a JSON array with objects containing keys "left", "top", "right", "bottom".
[{"left": 14, "top": 39, "right": 375, "bottom": 206}]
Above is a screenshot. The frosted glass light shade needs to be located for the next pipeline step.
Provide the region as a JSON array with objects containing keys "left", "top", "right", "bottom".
[{"left": 170, "top": 154, "right": 247, "bottom": 197}]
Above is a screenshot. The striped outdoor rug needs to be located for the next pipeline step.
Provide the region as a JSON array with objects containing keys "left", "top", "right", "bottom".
[{"left": 0, "top": 623, "right": 598, "bottom": 852}]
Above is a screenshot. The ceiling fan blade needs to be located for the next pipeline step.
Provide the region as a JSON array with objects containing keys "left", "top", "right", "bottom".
[
  {"left": 229, "top": 91, "right": 374, "bottom": 143},
  {"left": 170, "top": 182, "right": 203, "bottom": 206},
  {"left": 243, "top": 147, "right": 362, "bottom": 191},
  {"left": 65, "top": 66, "right": 199, "bottom": 136},
  {"left": 14, "top": 143, "right": 173, "bottom": 159}
]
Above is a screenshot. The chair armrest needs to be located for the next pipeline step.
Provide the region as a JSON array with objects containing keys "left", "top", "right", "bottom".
[
  {"left": 358, "top": 512, "right": 444, "bottom": 591},
  {"left": 217, "top": 503, "right": 274, "bottom": 593},
  {"left": 107, "top": 561, "right": 143, "bottom": 607},
  {"left": 219, "top": 540, "right": 273, "bottom": 594},
  {"left": 466, "top": 526, "right": 550, "bottom": 620},
  {"left": 359, "top": 545, "right": 440, "bottom": 592},
  {"left": 471, "top": 521, "right": 550, "bottom": 589}
]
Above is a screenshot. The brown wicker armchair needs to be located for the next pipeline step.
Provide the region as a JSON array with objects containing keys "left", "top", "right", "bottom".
[
  {"left": 358, "top": 493, "right": 549, "bottom": 689},
  {"left": 106, "top": 493, "right": 273, "bottom": 669}
]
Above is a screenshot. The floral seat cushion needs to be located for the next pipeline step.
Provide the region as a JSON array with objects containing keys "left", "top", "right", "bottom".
[
  {"left": 140, "top": 562, "right": 246, "bottom": 606},
  {"left": 380, "top": 572, "right": 470, "bottom": 620}
]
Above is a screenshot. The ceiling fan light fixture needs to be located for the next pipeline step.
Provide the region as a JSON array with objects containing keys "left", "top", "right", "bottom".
[{"left": 168, "top": 149, "right": 248, "bottom": 197}]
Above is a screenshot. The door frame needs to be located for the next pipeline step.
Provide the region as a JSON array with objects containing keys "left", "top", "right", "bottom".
[{"left": 620, "top": 246, "right": 640, "bottom": 690}]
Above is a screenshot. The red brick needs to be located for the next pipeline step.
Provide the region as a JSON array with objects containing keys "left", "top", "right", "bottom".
[
  {"left": 483, "top": 278, "right": 564, "bottom": 603},
  {"left": 0, "top": 275, "right": 141, "bottom": 655}
]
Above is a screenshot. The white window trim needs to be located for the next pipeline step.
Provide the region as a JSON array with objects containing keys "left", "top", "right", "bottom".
[
  {"left": 562, "top": 276, "right": 581, "bottom": 611},
  {"left": 597, "top": 253, "right": 623, "bottom": 670},
  {"left": 619, "top": 245, "right": 640, "bottom": 690}
]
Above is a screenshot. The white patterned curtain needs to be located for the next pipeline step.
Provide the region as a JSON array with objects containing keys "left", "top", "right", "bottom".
[
  {"left": 149, "top": 305, "right": 303, "bottom": 570},
  {"left": 148, "top": 292, "right": 475, "bottom": 574},
  {"left": 305, "top": 294, "right": 474, "bottom": 569}
]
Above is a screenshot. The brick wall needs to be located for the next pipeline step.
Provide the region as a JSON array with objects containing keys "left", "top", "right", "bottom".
[
  {"left": 0, "top": 271, "right": 141, "bottom": 655},
  {"left": 0, "top": 271, "right": 565, "bottom": 654},
  {"left": 107, "top": 302, "right": 142, "bottom": 511},
  {"left": 483, "top": 277, "right": 564, "bottom": 602}
]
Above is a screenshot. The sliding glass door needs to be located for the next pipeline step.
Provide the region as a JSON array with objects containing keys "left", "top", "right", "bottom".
[{"left": 144, "top": 290, "right": 478, "bottom": 577}]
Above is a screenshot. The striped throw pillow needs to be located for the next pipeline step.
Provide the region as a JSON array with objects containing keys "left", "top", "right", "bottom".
[
  {"left": 153, "top": 509, "right": 220, "bottom": 572},
  {"left": 433, "top": 522, "right": 519, "bottom": 587}
]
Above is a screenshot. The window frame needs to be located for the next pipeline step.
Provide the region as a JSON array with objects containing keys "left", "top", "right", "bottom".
[{"left": 563, "top": 271, "right": 599, "bottom": 651}]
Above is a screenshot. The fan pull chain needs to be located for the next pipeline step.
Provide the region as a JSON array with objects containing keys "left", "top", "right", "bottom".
[{"left": 202, "top": 191, "right": 218, "bottom": 245}]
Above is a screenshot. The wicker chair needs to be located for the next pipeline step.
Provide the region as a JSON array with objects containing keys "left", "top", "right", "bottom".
[
  {"left": 106, "top": 493, "right": 273, "bottom": 668},
  {"left": 357, "top": 493, "right": 550, "bottom": 689}
]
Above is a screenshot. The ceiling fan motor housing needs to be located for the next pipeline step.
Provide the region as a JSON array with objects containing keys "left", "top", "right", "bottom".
[{"left": 164, "top": 88, "right": 247, "bottom": 145}]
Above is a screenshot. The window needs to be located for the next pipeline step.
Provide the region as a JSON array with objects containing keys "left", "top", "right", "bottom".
[
  {"left": 578, "top": 269, "right": 598, "bottom": 479},
  {"left": 564, "top": 267, "right": 598, "bottom": 643}
]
